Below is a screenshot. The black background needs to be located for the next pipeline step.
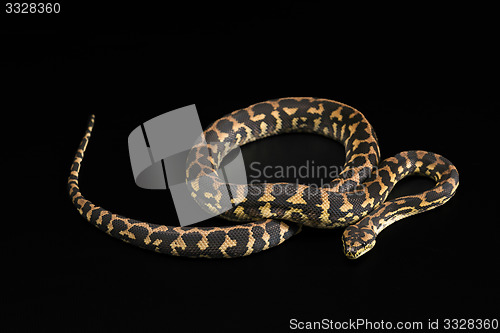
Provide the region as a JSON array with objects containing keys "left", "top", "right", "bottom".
[{"left": 2, "top": 2, "right": 499, "bottom": 332}]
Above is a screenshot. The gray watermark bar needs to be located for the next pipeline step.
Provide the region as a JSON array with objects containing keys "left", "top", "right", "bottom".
[{"left": 128, "top": 105, "right": 247, "bottom": 226}]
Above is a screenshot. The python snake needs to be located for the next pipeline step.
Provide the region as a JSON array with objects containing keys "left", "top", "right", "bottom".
[{"left": 68, "top": 97, "right": 459, "bottom": 259}]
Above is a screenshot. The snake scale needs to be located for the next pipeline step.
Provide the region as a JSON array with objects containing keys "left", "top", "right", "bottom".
[{"left": 68, "top": 97, "right": 459, "bottom": 259}]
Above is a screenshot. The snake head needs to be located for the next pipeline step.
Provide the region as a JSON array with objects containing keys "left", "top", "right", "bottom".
[{"left": 342, "top": 224, "right": 377, "bottom": 259}]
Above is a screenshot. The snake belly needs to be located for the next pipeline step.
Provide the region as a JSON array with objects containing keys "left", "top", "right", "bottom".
[{"left": 68, "top": 97, "right": 459, "bottom": 259}]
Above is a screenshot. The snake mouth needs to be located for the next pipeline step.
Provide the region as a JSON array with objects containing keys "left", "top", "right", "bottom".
[{"left": 343, "top": 240, "right": 376, "bottom": 259}]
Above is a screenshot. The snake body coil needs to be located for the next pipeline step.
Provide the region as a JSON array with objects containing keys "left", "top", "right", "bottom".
[{"left": 68, "top": 97, "right": 459, "bottom": 259}]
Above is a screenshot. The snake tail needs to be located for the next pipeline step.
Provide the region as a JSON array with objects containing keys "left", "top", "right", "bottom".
[{"left": 68, "top": 115, "right": 301, "bottom": 258}]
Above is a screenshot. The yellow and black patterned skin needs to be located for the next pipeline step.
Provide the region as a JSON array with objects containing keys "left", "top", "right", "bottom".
[{"left": 68, "top": 97, "right": 459, "bottom": 259}]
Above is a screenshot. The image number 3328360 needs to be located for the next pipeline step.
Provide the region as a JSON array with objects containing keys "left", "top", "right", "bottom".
[{"left": 5, "top": 2, "right": 61, "bottom": 14}]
